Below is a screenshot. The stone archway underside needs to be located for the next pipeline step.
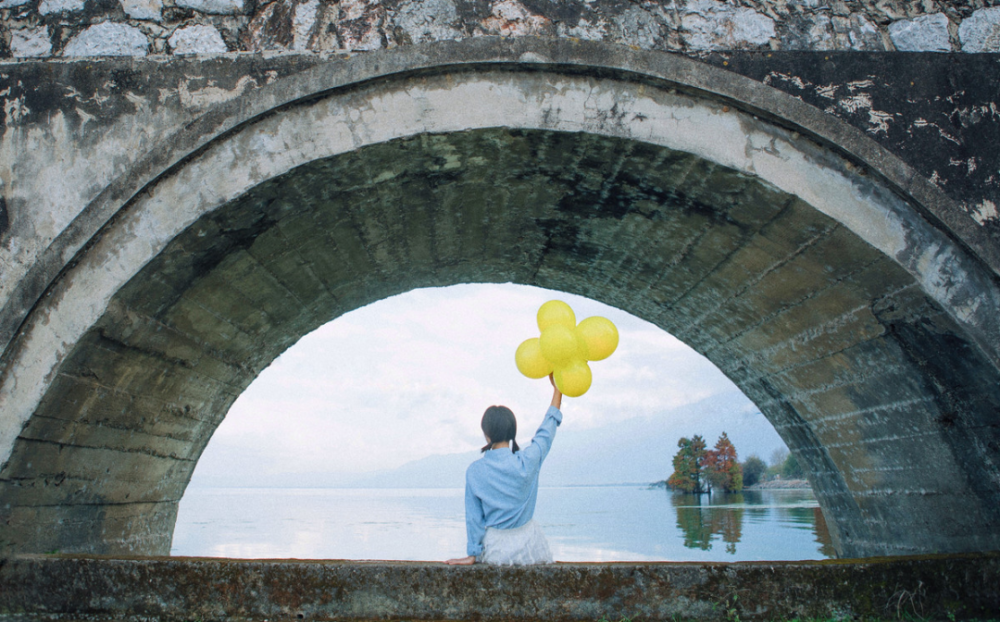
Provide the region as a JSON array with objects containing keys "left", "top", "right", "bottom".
[{"left": 2, "top": 127, "right": 998, "bottom": 558}]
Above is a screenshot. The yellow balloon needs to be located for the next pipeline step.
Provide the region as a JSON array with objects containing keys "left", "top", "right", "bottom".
[
  {"left": 537, "top": 300, "right": 576, "bottom": 332},
  {"left": 515, "top": 338, "right": 553, "bottom": 379},
  {"left": 577, "top": 316, "right": 619, "bottom": 361},
  {"left": 540, "top": 325, "right": 579, "bottom": 364},
  {"left": 554, "top": 359, "right": 593, "bottom": 397}
]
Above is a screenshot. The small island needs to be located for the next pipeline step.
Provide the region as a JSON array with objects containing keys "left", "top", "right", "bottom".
[{"left": 651, "top": 433, "right": 812, "bottom": 492}]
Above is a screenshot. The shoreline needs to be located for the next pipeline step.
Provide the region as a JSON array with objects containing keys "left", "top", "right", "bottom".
[
  {"left": 648, "top": 479, "right": 814, "bottom": 491},
  {"left": 744, "top": 479, "right": 812, "bottom": 490}
]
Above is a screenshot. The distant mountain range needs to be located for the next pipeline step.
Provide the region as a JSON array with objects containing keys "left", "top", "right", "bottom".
[{"left": 189, "top": 389, "right": 786, "bottom": 489}]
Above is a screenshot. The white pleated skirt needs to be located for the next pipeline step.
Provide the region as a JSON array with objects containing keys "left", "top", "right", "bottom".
[{"left": 481, "top": 519, "right": 554, "bottom": 566}]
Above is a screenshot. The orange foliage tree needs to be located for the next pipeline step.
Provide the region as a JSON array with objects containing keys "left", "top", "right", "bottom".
[{"left": 702, "top": 432, "right": 743, "bottom": 493}]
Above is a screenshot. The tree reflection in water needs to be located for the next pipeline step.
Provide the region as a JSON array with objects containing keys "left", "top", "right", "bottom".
[
  {"left": 668, "top": 490, "right": 834, "bottom": 556},
  {"left": 671, "top": 493, "right": 744, "bottom": 553}
]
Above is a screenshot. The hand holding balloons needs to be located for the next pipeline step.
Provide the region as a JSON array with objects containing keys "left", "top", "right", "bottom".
[{"left": 515, "top": 300, "right": 619, "bottom": 397}]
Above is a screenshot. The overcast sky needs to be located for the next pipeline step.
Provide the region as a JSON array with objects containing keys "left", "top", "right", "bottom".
[{"left": 192, "top": 283, "right": 760, "bottom": 480}]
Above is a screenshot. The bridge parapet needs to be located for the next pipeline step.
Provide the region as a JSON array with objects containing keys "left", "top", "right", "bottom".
[{"left": 2, "top": 554, "right": 1000, "bottom": 621}]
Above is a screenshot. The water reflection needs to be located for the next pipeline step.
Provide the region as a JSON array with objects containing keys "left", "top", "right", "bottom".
[
  {"left": 813, "top": 506, "right": 836, "bottom": 558},
  {"left": 671, "top": 493, "right": 742, "bottom": 553},
  {"left": 173, "top": 486, "right": 835, "bottom": 561},
  {"left": 668, "top": 490, "right": 833, "bottom": 557}
]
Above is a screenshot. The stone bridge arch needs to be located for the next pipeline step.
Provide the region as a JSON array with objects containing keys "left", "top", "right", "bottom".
[{"left": 1, "top": 40, "right": 998, "bottom": 559}]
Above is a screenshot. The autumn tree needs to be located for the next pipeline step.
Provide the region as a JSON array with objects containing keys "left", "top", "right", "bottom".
[
  {"left": 667, "top": 435, "right": 707, "bottom": 493},
  {"left": 703, "top": 432, "right": 742, "bottom": 493}
]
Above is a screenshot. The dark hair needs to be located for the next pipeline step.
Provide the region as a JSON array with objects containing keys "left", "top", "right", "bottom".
[{"left": 481, "top": 405, "right": 520, "bottom": 453}]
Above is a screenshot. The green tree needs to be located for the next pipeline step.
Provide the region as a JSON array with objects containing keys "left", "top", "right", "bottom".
[
  {"left": 767, "top": 448, "right": 789, "bottom": 479},
  {"left": 703, "top": 432, "right": 742, "bottom": 492},
  {"left": 667, "top": 435, "right": 707, "bottom": 493},
  {"left": 741, "top": 454, "right": 767, "bottom": 487},
  {"left": 782, "top": 452, "right": 805, "bottom": 479},
  {"left": 728, "top": 459, "right": 743, "bottom": 492}
]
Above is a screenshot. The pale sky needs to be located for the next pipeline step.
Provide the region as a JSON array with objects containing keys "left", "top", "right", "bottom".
[{"left": 191, "top": 283, "right": 758, "bottom": 480}]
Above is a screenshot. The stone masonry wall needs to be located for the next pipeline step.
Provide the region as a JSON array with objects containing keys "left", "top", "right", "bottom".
[
  {"left": 3, "top": 0, "right": 1000, "bottom": 60},
  {"left": 2, "top": 554, "right": 999, "bottom": 621}
]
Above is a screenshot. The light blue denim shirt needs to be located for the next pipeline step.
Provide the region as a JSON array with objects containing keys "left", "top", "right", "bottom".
[{"left": 464, "top": 406, "right": 563, "bottom": 557}]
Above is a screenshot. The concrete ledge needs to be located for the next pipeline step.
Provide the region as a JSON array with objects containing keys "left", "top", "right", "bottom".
[{"left": 1, "top": 553, "right": 999, "bottom": 621}]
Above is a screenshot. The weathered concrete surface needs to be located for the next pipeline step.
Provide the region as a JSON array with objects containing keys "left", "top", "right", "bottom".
[
  {"left": 1, "top": 40, "right": 999, "bottom": 560},
  {"left": 1, "top": 554, "right": 999, "bottom": 621}
]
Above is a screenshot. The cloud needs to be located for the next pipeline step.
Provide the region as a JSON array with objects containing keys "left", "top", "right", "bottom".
[{"left": 195, "top": 283, "right": 752, "bottom": 480}]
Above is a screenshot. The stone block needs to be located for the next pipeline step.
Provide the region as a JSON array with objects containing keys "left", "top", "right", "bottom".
[
  {"left": 169, "top": 24, "right": 228, "bottom": 54},
  {"left": 660, "top": 222, "right": 750, "bottom": 298},
  {"left": 244, "top": 0, "right": 320, "bottom": 51},
  {"left": 332, "top": 0, "right": 384, "bottom": 51},
  {"left": 681, "top": 0, "right": 775, "bottom": 50},
  {"left": 394, "top": 0, "right": 462, "bottom": 44},
  {"left": 718, "top": 179, "right": 790, "bottom": 230},
  {"left": 960, "top": 6, "right": 1000, "bottom": 52},
  {"left": 37, "top": 0, "right": 83, "bottom": 14},
  {"left": 131, "top": 389, "right": 239, "bottom": 432},
  {"left": 0, "top": 0, "right": 30, "bottom": 7},
  {"left": 216, "top": 251, "right": 303, "bottom": 325},
  {"left": 757, "top": 198, "right": 838, "bottom": 257},
  {"left": 288, "top": 236, "right": 360, "bottom": 294},
  {"left": 0, "top": 469, "right": 188, "bottom": 508},
  {"left": 176, "top": 0, "right": 243, "bottom": 15},
  {"left": 888, "top": 13, "right": 951, "bottom": 52},
  {"left": 843, "top": 14, "right": 883, "bottom": 51},
  {"left": 10, "top": 26, "right": 51, "bottom": 57},
  {"left": 62, "top": 22, "right": 148, "bottom": 57},
  {"left": 375, "top": 184, "right": 438, "bottom": 268},
  {"left": 612, "top": 6, "right": 665, "bottom": 51},
  {"left": 798, "top": 226, "right": 887, "bottom": 280},
  {"left": 0, "top": 438, "right": 191, "bottom": 487},
  {"left": 57, "top": 334, "right": 234, "bottom": 407},
  {"left": 115, "top": 266, "right": 186, "bottom": 321},
  {"left": 292, "top": 0, "right": 320, "bottom": 50},
  {"left": 17, "top": 417, "right": 194, "bottom": 465},
  {"left": 783, "top": 13, "right": 883, "bottom": 51},
  {"left": 99, "top": 306, "right": 246, "bottom": 387},
  {"left": 706, "top": 259, "right": 834, "bottom": 341},
  {"left": 29, "top": 373, "right": 224, "bottom": 442},
  {"left": 178, "top": 274, "right": 273, "bottom": 338},
  {"left": 247, "top": 247, "right": 333, "bottom": 312},
  {"left": 735, "top": 299, "right": 885, "bottom": 372},
  {"left": 686, "top": 164, "right": 753, "bottom": 210},
  {"left": 479, "top": 0, "right": 550, "bottom": 38},
  {"left": 99, "top": 302, "right": 200, "bottom": 365},
  {"left": 31, "top": 373, "right": 126, "bottom": 422},
  {"left": 667, "top": 238, "right": 780, "bottom": 333},
  {"left": 244, "top": 0, "right": 294, "bottom": 50},
  {"left": 119, "top": 0, "right": 162, "bottom": 21},
  {"left": 0, "top": 502, "right": 176, "bottom": 555}
]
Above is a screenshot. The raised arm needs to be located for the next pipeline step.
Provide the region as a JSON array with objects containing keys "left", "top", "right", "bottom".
[
  {"left": 517, "top": 374, "right": 564, "bottom": 471},
  {"left": 550, "top": 373, "right": 562, "bottom": 410}
]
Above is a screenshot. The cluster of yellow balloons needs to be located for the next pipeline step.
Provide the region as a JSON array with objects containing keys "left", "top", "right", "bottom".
[{"left": 515, "top": 300, "right": 619, "bottom": 397}]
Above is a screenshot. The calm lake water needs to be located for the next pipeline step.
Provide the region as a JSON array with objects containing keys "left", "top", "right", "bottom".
[{"left": 171, "top": 486, "right": 834, "bottom": 562}]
